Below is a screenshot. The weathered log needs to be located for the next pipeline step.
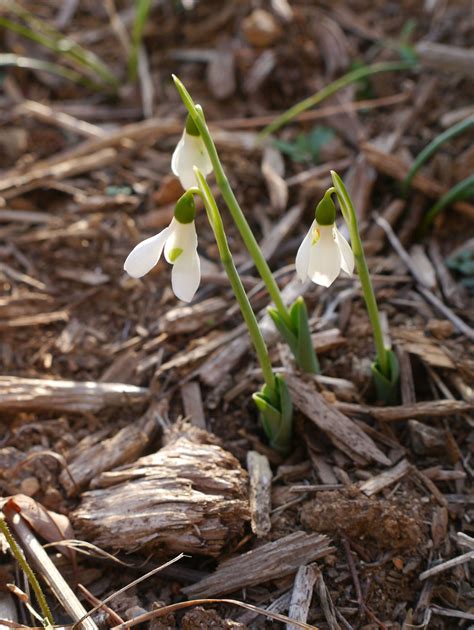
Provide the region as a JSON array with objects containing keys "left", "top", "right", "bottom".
[{"left": 72, "top": 424, "right": 249, "bottom": 557}]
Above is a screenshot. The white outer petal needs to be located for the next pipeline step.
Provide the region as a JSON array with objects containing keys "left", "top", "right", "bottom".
[
  {"left": 171, "top": 247, "right": 200, "bottom": 302},
  {"left": 124, "top": 226, "right": 172, "bottom": 278},
  {"left": 164, "top": 219, "right": 197, "bottom": 263},
  {"left": 308, "top": 225, "right": 341, "bottom": 287},
  {"left": 295, "top": 221, "right": 315, "bottom": 282},
  {"left": 335, "top": 227, "right": 354, "bottom": 276},
  {"left": 171, "top": 131, "right": 213, "bottom": 190}
]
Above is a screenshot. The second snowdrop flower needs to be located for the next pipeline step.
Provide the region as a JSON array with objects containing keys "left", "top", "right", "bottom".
[
  {"left": 124, "top": 191, "right": 200, "bottom": 302},
  {"left": 296, "top": 191, "right": 354, "bottom": 288},
  {"left": 171, "top": 114, "right": 213, "bottom": 190}
]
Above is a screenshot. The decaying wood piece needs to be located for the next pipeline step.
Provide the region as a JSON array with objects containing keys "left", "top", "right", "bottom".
[
  {"left": 60, "top": 403, "right": 161, "bottom": 496},
  {"left": 416, "top": 42, "right": 474, "bottom": 79},
  {"left": 3, "top": 501, "right": 98, "bottom": 630},
  {"left": 0, "top": 376, "right": 149, "bottom": 413},
  {"left": 360, "top": 459, "right": 411, "bottom": 496},
  {"left": 337, "top": 399, "right": 474, "bottom": 422},
  {"left": 72, "top": 424, "right": 249, "bottom": 557},
  {"left": 180, "top": 381, "right": 206, "bottom": 429},
  {"left": 286, "top": 375, "right": 391, "bottom": 466},
  {"left": 247, "top": 451, "right": 272, "bottom": 537},
  {"left": 182, "top": 531, "right": 334, "bottom": 598},
  {"left": 286, "top": 563, "right": 318, "bottom": 630}
]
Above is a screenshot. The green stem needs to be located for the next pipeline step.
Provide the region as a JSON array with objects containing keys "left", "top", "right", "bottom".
[
  {"left": 331, "top": 171, "right": 389, "bottom": 377},
  {"left": 259, "top": 61, "right": 415, "bottom": 138},
  {"left": 172, "top": 75, "right": 292, "bottom": 329},
  {"left": 194, "top": 168, "right": 276, "bottom": 391},
  {"left": 0, "top": 517, "right": 54, "bottom": 625}
]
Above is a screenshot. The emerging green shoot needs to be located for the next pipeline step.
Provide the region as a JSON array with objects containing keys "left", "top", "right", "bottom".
[{"left": 129, "top": 0, "right": 153, "bottom": 81}]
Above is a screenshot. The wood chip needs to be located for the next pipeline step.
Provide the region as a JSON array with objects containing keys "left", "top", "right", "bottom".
[
  {"left": 180, "top": 381, "right": 206, "bottom": 429},
  {"left": 336, "top": 399, "right": 473, "bottom": 422},
  {"left": 182, "top": 531, "right": 334, "bottom": 598},
  {"left": 0, "top": 376, "right": 149, "bottom": 413},
  {"left": 287, "top": 563, "right": 318, "bottom": 630},
  {"left": 72, "top": 426, "right": 249, "bottom": 558},
  {"left": 286, "top": 375, "right": 391, "bottom": 466},
  {"left": 60, "top": 404, "right": 160, "bottom": 495},
  {"left": 360, "top": 458, "right": 411, "bottom": 496},
  {"left": 247, "top": 451, "right": 272, "bottom": 537}
]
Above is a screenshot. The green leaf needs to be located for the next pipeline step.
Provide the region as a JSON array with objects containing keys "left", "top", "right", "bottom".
[
  {"left": 404, "top": 116, "right": 474, "bottom": 192},
  {"left": 418, "top": 174, "right": 474, "bottom": 234},
  {"left": 292, "top": 298, "right": 320, "bottom": 373},
  {"left": 371, "top": 349, "right": 400, "bottom": 405},
  {"left": 253, "top": 376, "right": 293, "bottom": 454}
]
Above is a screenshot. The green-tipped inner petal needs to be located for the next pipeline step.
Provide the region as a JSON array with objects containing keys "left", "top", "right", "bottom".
[{"left": 168, "top": 247, "right": 183, "bottom": 262}]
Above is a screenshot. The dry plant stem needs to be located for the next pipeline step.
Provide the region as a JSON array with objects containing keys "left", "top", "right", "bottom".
[
  {"left": 173, "top": 75, "right": 292, "bottom": 329},
  {"left": 0, "top": 517, "right": 54, "bottom": 626},
  {"left": 194, "top": 173, "right": 276, "bottom": 391},
  {"left": 3, "top": 505, "right": 97, "bottom": 630},
  {"left": 110, "top": 598, "right": 318, "bottom": 630}
]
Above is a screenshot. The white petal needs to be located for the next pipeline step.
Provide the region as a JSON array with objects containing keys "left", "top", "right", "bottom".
[
  {"left": 335, "top": 228, "right": 354, "bottom": 276},
  {"left": 308, "top": 225, "right": 341, "bottom": 287},
  {"left": 124, "top": 227, "right": 172, "bottom": 278},
  {"left": 295, "top": 221, "right": 315, "bottom": 282},
  {"left": 171, "top": 132, "right": 212, "bottom": 190},
  {"left": 164, "top": 219, "right": 197, "bottom": 263},
  {"left": 171, "top": 247, "right": 200, "bottom": 302}
]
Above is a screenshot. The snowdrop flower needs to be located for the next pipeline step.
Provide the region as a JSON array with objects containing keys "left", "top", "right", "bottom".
[
  {"left": 171, "top": 114, "right": 213, "bottom": 190},
  {"left": 124, "top": 192, "right": 200, "bottom": 302},
  {"left": 296, "top": 192, "right": 354, "bottom": 288}
]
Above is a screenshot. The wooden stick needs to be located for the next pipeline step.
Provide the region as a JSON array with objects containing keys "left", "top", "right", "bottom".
[
  {"left": 247, "top": 451, "right": 272, "bottom": 537},
  {"left": 3, "top": 502, "right": 98, "bottom": 630},
  {"left": 0, "top": 376, "right": 149, "bottom": 413}
]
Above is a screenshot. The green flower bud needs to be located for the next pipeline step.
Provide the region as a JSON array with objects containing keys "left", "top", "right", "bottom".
[
  {"left": 174, "top": 191, "right": 196, "bottom": 224},
  {"left": 315, "top": 190, "right": 336, "bottom": 226}
]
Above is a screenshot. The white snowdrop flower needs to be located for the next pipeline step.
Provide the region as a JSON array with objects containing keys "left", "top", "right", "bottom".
[
  {"left": 124, "top": 192, "right": 200, "bottom": 302},
  {"left": 296, "top": 193, "right": 354, "bottom": 288},
  {"left": 171, "top": 113, "right": 213, "bottom": 190}
]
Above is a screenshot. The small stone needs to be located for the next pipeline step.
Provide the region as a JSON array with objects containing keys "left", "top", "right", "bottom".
[
  {"left": 242, "top": 9, "right": 282, "bottom": 47},
  {"left": 19, "top": 477, "right": 40, "bottom": 497}
]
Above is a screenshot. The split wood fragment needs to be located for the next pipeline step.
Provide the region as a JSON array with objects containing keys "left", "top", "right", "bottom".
[
  {"left": 337, "top": 399, "right": 473, "bottom": 421},
  {"left": 72, "top": 425, "right": 249, "bottom": 557},
  {"left": 0, "top": 376, "right": 149, "bottom": 413},
  {"left": 246, "top": 451, "right": 272, "bottom": 537},
  {"left": 286, "top": 375, "right": 391, "bottom": 466},
  {"left": 182, "top": 531, "right": 334, "bottom": 598},
  {"left": 286, "top": 563, "right": 318, "bottom": 630}
]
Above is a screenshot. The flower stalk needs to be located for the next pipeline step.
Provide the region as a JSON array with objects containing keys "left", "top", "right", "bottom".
[
  {"left": 172, "top": 75, "right": 320, "bottom": 374},
  {"left": 330, "top": 171, "right": 400, "bottom": 403},
  {"left": 194, "top": 167, "right": 293, "bottom": 453}
]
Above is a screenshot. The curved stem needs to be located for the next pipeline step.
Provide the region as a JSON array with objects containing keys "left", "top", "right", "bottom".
[
  {"left": 331, "top": 171, "right": 389, "bottom": 377},
  {"left": 194, "top": 168, "right": 276, "bottom": 391},
  {"left": 173, "top": 75, "right": 292, "bottom": 329}
]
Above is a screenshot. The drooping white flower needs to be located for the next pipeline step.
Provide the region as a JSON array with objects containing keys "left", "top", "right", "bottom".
[
  {"left": 296, "top": 220, "right": 354, "bottom": 287},
  {"left": 124, "top": 193, "right": 200, "bottom": 302},
  {"left": 171, "top": 114, "right": 213, "bottom": 190}
]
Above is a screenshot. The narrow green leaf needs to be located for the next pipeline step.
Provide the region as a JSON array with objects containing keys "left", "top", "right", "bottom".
[
  {"left": 128, "top": 0, "right": 152, "bottom": 81},
  {"left": 418, "top": 174, "right": 474, "bottom": 234},
  {"left": 259, "top": 61, "right": 415, "bottom": 138},
  {"left": 404, "top": 116, "right": 474, "bottom": 191}
]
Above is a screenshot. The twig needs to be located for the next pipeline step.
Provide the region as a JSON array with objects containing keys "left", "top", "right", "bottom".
[
  {"left": 419, "top": 550, "right": 474, "bottom": 580},
  {"left": 375, "top": 215, "right": 474, "bottom": 339}
]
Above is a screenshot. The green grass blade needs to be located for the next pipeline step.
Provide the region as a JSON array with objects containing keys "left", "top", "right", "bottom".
[
  {"left": 419, "top": 174, "right": 474, "bottom": 234},
  {"left": 0, "top": 3, "right": 118, "bottom": 87},
  {"left": 259, "top": 60, "right": 415, "bottom": 138},
  {"left": 0, "top": 52, "right": 98, "bottom": 87},
  {"left": 128, "top": 0, "right": 152, "bottom": 81},
  {"left": 404, "top": 116, "right": 474, "bottom": 191}
]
